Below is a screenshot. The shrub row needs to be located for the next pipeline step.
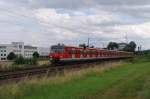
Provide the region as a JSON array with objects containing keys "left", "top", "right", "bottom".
[{"left": 14, "top": 56, "right": 37, "bottom": 65}]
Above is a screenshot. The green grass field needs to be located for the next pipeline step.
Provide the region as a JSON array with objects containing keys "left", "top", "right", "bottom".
[{"left": 0, "top": 57, "right": 150, "bottom": 99}]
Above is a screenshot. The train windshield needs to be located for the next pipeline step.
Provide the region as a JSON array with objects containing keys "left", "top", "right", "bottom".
[{"left": 51, "top": 45, "right": 64, "bottom": 53}]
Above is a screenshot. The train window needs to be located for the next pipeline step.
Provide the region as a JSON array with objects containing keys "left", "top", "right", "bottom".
[
  {"left": 72, "top": 50, "right": 77, "bottom": 54},
  {"left": 67, "top": 49, "right": 74, "bottom": 54},
  {"left": 50, "top": 45, "right": 64, "bottom": 53},
  {"left": 86, "top": 50, "right": 88, "bottom": 54},
  {"left": 91, "top": 50, "right": 94, "bottom": 54},
  {"left": 94, "top": 50, "right": 97, "bottom": 54},
  {"left": 68, "top": 50, "right": 72, "bottom": 54},
  {"left": 90, "top": 50, "right": 93, "bottom": 54},
  {"left": 88, "top": 50, "right": 91, "bottom": 54},
  {"left": 79, "top": 50, "right": 81, "bottom": 54},
  {"left": 76, "top": 50, "right": 79, "bottom": 54},
  {"left": 80, "top": 50, "right": 84, "bottom": 54},
  {"left": 86, "top": 50, "right": 89, "bottom": 54},
  {"left": 83, "top": 50, "right": 87, "bottom": 54}
]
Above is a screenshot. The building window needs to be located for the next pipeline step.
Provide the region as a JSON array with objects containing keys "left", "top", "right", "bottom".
[
  {"left": 4, "top": 50, "right": 6, "bottom": 52},
  {"left": 1, "top": 54, "right": 3, "bottom": 56},
  {"left": 1, "top": 50, "right": 3, "bottom": 52},
  {"left": 19, "top": 45, "right": 22, "bottom": 49},
  {"left": 1, "top": 58, "right": 6, "bottom": 60},
  {"left": 4, "top": 54, "right": 6, "bottom": 56}
]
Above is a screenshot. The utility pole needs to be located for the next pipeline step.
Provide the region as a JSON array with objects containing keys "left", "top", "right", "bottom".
[
  {"left": 140, "top": 45, "right": 142, "bottom": 51},
  {"left": 88, "top": 38, "right": 90, "bottom": 47},
  {"left": 125, "top": 33, "right": 128, "bottom": 43},
  {"left": 103, "top": 43, "right": 105, "bottom": 48}
]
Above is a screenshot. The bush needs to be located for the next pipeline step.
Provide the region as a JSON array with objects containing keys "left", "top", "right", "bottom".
[
  {"left": 33, "top": 52, "right": 40, "bottom": 59},
  {"left": 7, "top": 52, "right": 16, "bottom": 60},
  {"left": 14, "top": 56, "right": 37, "bottom": 65},
  {"left": 125, "top": 58, "right": 136, "bottom": 63},
  {"left": 143, "top": 51, "right": 150, "bottom": 59},
  {"left": 25, "top": 58, "right": 37, "bottom": 65},
  {"left": 14, "top": 55, "right": 25, "bottom": 65}
]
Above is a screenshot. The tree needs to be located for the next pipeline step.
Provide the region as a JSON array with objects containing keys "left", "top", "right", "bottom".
[
  {"left": 90, "top": 45, "right": 94, "bottom": 48},
  {"left": 107, "top": 42, "right": 118, "bottom": 50},
  {"left": 33, "top": 52, "right": 39, "bottom": 58},
  {"left": 123, "top": 44, "right": 131, "bottom": 52},
  {"left": 129, "top": 41, "right": 137, "bottom": 52},
  {"left": 7, "top": 52, "right": 16, "bottom": 60},
  {"left": 123, "top": 41, "right": 137, "bottom": 52},
  {"left": 79, "top": 43, "right": 87, "bottom": 49}
]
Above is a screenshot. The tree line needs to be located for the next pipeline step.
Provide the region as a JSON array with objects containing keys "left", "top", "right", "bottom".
[
  {"left": 7, "top": 51, "right": 40, "bottom": 60},
  {"left": 79, "top": 41, "right": 137, "bottom": 52},
  {"left": 107, "top": 41, "right": 137, "bottom": 52},
  {"left": 7, "top": 52, "right": 40, "bottom": 65}
]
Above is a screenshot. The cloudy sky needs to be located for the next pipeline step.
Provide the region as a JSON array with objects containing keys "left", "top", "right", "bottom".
[{"left": 0, "top": 0, "right": 150, "bottom": 49}]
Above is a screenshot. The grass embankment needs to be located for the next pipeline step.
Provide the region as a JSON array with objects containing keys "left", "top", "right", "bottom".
[
  {"left": 0, "top": 60, "right": 49, "bottom": 71},
  {"left": 0, "top": 57, "right": 150, "bottom": 99}
]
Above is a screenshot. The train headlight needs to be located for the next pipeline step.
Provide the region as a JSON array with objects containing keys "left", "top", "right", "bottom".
[{"left": 49, "top": 57, "right": 53, "bottom": 61}]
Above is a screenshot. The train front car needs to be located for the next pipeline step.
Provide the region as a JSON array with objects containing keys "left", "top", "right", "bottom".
[{"left": 49, "top": 45, "right": 65, "bottom": 63}]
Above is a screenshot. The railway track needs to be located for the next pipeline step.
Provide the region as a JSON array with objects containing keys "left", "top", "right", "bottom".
[
  {"left": 0, "top": 61, "right": 99, "bottom": 84},
  {"left": 0, "top": 59, "right": 125, "bottom": 84}
]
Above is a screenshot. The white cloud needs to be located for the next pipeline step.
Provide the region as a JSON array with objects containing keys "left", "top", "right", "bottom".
[
  {"left": 33, "top": 8, "right": 120, "bottom": 40},
  {"left": 131, "top": 22, "right": 150, "bottom": 38},
  {"left": 115, "top": 22, "right": 150, "bottom": 38},
  {"left": 0, "top": 0, "right": 150, "bottom": 49}
]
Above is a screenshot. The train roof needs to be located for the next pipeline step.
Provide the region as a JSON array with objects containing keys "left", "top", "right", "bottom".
[
  {"left": 51, "top": 44, "right": 133, "bottom": 53},
  {"left": 65, "top": 45, "right": 132, "bottom": 53}
]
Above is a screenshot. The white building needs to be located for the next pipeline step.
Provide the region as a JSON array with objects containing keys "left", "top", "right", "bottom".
[
  {"left": 24, "top": 45, "right": 37, "bottom": 58},
  {"left": 37, "top": 47, "right": 50, "bottom": 58},
  {"left": 12, "top": 42, "right": 25, "bottom": 56},
  {"left": 0, "top": 42, "right": 50, "bottom": 61},
  {"left": 0, "top": 44, "right": 14, "bottom": 61},
  {"left": 118, "top": 43, "right": 128, "bottom": 50}
]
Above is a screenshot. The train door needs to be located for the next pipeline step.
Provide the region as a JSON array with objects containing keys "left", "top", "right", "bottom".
[
  {"left": 87, "top": 50, "right": 90, "bottom": 58},
  {"left": 99, "top": 50, "right": 102, "bottom": 58},
  {"left": 75, "top": 49, "right": 80, "bottom": 58},
  {"left": 72, "top": 48, "right": 76, "bottom": 59},
  {"left": 83, "top": 49, "right": 87, "bottom": 58},
  {"left": 80, "top": 49, "right": 83, "bottom": 58},
  {"left": 89, "top": 50, "right": 92, "bottom": 58},
  {"left": 67, "top": 47, "right": 72, "bottom": 58},
  {"left": 63, "top": 47, "right": 69, "bottom": 58}
]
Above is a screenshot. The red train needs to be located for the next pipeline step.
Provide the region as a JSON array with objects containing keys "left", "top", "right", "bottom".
[{"left": 49, "top": 44, "right": 133, "bottom": 63}]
